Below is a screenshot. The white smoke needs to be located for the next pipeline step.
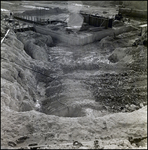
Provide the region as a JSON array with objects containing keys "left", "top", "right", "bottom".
[{"left": 67, "top": 1, "right": 84, "bottom": 31}]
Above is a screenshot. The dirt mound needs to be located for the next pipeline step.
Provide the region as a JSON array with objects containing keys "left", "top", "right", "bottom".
[
  {"left": 108, "top": 47, "right": 133, "bottom": 63},
  {"left": 24, "top": 40, "right": 48, "bottom": 61},
  {"left": 1, "top": 105, "right": 147, "bottom": 149},
  {"left": 1, "top": 30, "right": 53, "bottom": 112},
  {"left": 16, "top": 31, "right": 53, "bottom": 61}
]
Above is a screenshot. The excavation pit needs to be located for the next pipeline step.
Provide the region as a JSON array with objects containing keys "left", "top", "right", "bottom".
[{"left": 1, "top": 1, "right": 147, "bottom": 149}]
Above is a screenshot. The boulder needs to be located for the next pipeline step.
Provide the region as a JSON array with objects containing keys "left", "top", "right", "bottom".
[
  {"left": 20, "top": 100, "right": 33, "bottom": 112},
  {"left": 108, "top": 48, "right": 128, "bottom": 63},
  {"left": 108, "top": 53, "right": 119, "bottom": 63}
]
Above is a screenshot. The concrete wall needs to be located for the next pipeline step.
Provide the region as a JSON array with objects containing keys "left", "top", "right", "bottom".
[{"left": 35, "top": 25, "right": 136, "bottom": 46}]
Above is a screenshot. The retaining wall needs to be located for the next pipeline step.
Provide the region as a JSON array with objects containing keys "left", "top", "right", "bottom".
[{"left": 34, "top": 25, "right": 136, "bottom": 46}]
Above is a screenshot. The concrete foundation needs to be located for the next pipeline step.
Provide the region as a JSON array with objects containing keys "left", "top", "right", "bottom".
[{"left": 34, "top": 25, "right": 136, "bottom": 46}]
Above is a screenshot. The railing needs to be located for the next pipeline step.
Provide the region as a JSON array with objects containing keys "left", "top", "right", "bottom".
[{"left": 13, "top": 14, "right": 48, "bottom": 25}]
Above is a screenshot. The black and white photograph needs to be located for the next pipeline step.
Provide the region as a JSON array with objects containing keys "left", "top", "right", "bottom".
[{"left": 1, "top": 1, "right": 147, "bottom": 149}]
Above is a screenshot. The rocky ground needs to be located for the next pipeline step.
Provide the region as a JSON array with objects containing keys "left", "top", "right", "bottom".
[{"left": 1, "top": 1, "right": 147, "bottom": 149}]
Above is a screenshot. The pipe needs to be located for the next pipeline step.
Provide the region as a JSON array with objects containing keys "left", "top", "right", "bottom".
[{"left": 1, "top": 29, "right": 10, "bottom": 44}]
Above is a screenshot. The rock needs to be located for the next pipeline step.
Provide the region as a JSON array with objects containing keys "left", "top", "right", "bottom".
[
  {"left": 16, "top": 136, "right": 29, "bottom": 144},
  {"left": 45, "top": 132, "right": 55, "bottom": 138},
  {"left": 108, "top": 48, "right": 128, "bottom": 63},
  {"left": 119, "top": 139, "right": 131, "bottom": 147},
  {"left": 131, "top": 143, "right": 136, "bottom": 147},
  {"left": 20, "top": 100, "right": 33, "bottom": 112},
  {"left": 108, "top": 53, "right": 119, "bottom": 63},
  {"left": 94, "top": 140, "right": 99, "bottom": 148},
  {"left": 8, "top": 141, "right": 17, "bottom": 147},
  {"left": 130, "top": 104, "right": 138, "bottom": 111},
  {"left": 73, "top": 141, "right": 83, "bottom": 147},
  {"left": 139, "top": 103, "right": 144, "bottom": 108},
  {"left": 125, "top": 104, "right": 129, "bottom": 108}
]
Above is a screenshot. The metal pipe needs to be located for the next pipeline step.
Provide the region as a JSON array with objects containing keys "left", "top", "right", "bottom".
[{"left": 1, "top": 29, "right": 10, "bottom": 44}]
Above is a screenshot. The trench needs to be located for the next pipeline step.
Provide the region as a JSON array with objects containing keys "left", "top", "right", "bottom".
[
  {"left": 31, "top": 43, "right": 110, "bottom": 118},
  {"left": 15, "top": 26, "right": 147, "bottom": 118},
  {"left": 14, "top": 31, "right": 90, "bottom": 117},
  {"left": 16, "top": 29, "right": 117, "bottom": 118},
  {"left": 10, "top": 3, "right": 146, "bottom": 118}
]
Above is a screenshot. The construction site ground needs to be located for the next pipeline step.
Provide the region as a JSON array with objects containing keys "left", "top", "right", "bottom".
[{"left": 1, "top": 1, "right": 147, "bottom": 149}]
